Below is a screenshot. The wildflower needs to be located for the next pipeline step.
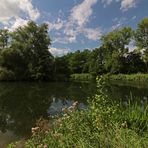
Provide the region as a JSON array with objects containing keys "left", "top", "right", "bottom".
[
  {"left": 121, "top": 121, "right": 128, "bottom": 128},
  {"left": 44, "top": 144, "right": 48, "bottom": 148},
  {"left": 31, "top": 127, "right": 40, "bottom": 134}
]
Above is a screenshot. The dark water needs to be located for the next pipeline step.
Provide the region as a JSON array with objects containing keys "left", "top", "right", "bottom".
[{"left": 0, "top": 81, "right": 148, "bottom": 147}]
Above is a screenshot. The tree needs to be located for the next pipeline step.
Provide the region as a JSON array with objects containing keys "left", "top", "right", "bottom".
[
  {"left": 88, "top": 47, "right": 106, "bottom": 75},
  {"left": 0, "top": 21, "right": 54, "bottom": 81},
  {"left": 101, "top": 27, "right": 133, "bottom": 73},
  {"left": 125, "top": 51, "right": 146, "bottom": 73},
  {"left": 101, "top": 27, "right": 133, "bottom": 54},
  {"left": 135, "top": 18, "right": 148, "bottom": 71},
  {"left": 135, "top": 18, "right": 148, "bottom": 50},
  {"left": 0, "top": 29, "right": 9, "bottom": 50},
  {"left": 69, "top": 50, "right": 90, "bottom": 74},
  {"left": 54, "top": 56, "right": 70, "bottom": 81}
]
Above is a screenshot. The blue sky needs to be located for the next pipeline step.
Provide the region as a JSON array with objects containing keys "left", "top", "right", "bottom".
[{"left": 0, "top": 0, "right": 147, "bottom": 56}]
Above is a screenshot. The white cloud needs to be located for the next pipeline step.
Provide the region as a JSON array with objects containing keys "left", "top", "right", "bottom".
[
  {"left": 48, "top": 0, "right": 101, "bottom": 44},
  {"left": 120, "top": 0, "right": 138, "bottom": 11},
  {"left": 49, "top": 47, "right": 71, "bottom": 57},
  {"left": 111, "top": 17, "right": 127, "bottom": 31},
  {"left": 59, "top": 0, "right": 101, "bottom": 43},
  {"left": 10, "top": 17, "right": 29, "bottom": 31},
  {"left": 101, "top": 0, "right": 113, "bottom": 6},
  {"left": 101, "top": 0, "right": 120, "bottom": 7},
  {"left": 0, "top": 0, "right": 40, "bottom": 24},
  {"left": 132, "top": 15, "right": 137, "bottom": 20},
  {"left": 47, "top": 19, "right": 64, "bottom": 31},
  {"left": 100, "top": 0, "right": 140, "bottom": 11},
  {"left": 19, "top": 0, "right": 40, "bottom": 20},
  {"left": 70, "top": 0, "right": 98, "bottom": 26},
  {"left": 81, "top": 27, "right": 102, "bottom": 40}
]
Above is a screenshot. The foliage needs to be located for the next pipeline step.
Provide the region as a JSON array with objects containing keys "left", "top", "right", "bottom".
[
  {"left": 54, "top": 56, "right": 70, "bottom": 81},
  {"left": 0, "top": 29, "right": 9, "bottom": 49},
  {"left": 70, "top": 73, "right": 95, "bottom": 82},
  {"left": 0, "top": 21, "right": 54, "bottom": 81},
  {"left": 135, "top": 18, "right": 148, "bottom": 50},
  {"left": 68, "top": 50, "right": 90, "bottom": 74},
  {"left": 0, "top": 67, "right": 15, "bottom": 81},
  {"left": 101, "top": 27, "right": 132, "bottom": 54},
  {"left": 107, "top": 73, "right": 148, "bottom": 83}
]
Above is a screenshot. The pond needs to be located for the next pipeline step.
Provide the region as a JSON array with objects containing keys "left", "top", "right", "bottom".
[{"left": 0, "top": 81, "right": 148, "bottom": 147}]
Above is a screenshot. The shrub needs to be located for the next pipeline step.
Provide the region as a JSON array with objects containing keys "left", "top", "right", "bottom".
[
  {"left": 0, "top": 67, "right": 15, "bottom": 81},
  {"left": 70, "top": 73, "right": 95, "bottom": 82}
]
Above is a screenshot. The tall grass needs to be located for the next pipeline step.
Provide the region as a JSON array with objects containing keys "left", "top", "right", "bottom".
[
  {"left": 70, "top": 73, "right": 95, "bottom": 82},
  {"left": 106, "top": 73, "right": 148, "bottom": 82}
]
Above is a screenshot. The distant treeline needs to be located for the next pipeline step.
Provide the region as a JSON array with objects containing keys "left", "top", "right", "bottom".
[{"left": 0, "top": 18, "right": 148, "bottom": 81}]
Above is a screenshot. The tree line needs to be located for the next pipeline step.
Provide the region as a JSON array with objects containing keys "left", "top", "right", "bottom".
[{"left": 0, "top": 18, "right": 147, "bottom": 81}]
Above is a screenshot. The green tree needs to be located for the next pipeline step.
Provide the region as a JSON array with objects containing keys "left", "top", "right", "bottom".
[
  {"left": 88, "top": 47, "right": 105, "bottom": 75},
  {"left": 135, "top": 18, "right": 148, "bottom": 71},
  {"left": 101, "top": 27, "right": 133, "bottom": 73},
  {"left": 0, "top": 21, "right": 54, "bottom": 81},
  {"left": 135, "top": 18, "right": 148, "bottom": 50},
  {"left": 0, "top": 29, "right": 9, "bottom": 50},
  {"left": 101, "top": 27, "right": 133, "bottom": 54},
  {"left": 54, "top": 56, "right": 70, "bottom": 81},
  {"left": 69, "top": 50, "right": 90, "bottom": 74},
  {"left": 125, "top": 51, "right": 146, "bottom": 73}
]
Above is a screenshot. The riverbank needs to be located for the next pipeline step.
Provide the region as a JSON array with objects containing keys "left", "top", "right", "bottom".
[
  {"left": 70, "top": 73, "right": 95, "bottom": 82},
  {"left": 8, "top": 78, "right": 148, "bottom": 148},
  {"left": 104, "top": 74, "right": 148, "bottom": 86}
]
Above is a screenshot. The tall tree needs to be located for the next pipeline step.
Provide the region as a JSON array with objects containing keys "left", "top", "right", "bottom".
[
  {"left": 101, "top": 27, "right": 133, "bottom": 54},
  {"left": 101, "top": 27, "right": 133, "bottom": 73},
  {"left": 1, "top": 21, "right": 54, "bottom": 80},
  {"left": 135, "top": 18, "right": 148, "bottom": 50},
  {"left": 135, "top": 18, "right": 148, "bottom": 71}
]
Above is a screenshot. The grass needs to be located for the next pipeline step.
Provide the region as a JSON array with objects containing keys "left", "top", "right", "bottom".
[
  {"left": 8, "top": 77, "right": 148, "bottom": 148},
  {"left": 70, "top": 73, "right": 95, "bottom": 82},
  {"left": 105, "top": 73, "right": 148, "bottom": 82}
]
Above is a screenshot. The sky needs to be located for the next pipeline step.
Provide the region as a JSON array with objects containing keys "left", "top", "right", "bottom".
[{"left": 0, "top": 0, "right": 147, "bottom": 56}]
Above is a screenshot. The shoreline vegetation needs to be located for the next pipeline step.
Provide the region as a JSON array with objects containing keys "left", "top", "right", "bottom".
[{"left": 8, "top": 78, "right": 148, "bottom": 148}]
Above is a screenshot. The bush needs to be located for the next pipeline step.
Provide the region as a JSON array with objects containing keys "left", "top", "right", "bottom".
[
  {"left": 70, "top": 73, "right": 95, "bottom": 82},
  {"left": 0, "top": 67, "right": 15, "bottom": 81}
]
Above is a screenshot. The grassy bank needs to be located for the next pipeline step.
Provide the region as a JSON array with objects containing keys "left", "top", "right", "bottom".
[
  {"left": 8, "top": 78, "right": 148, "bottom": 148},
  {"left": 70, "top": 73, "right": 95, "bottom": 82},
  {"left": 105, "top": 74, "right": 148, "bottom": 83}
]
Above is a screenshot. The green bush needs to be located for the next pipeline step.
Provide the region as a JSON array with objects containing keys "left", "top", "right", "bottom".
[
  {"left": 70, "top": 73, "right": 95, "bottom": 82},
  {"left": 0, "top": 67, "right": 15, "bottom": 81}
]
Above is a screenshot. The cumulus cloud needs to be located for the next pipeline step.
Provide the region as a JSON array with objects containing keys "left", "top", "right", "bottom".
[
  {"left": 0, "top": 0, "right": 40, "bottom": 24},
  {"left": 47, "top": 18, "right": 64, "bottom": 31},
  {"left": 111, "top": 17, "right": 127, "bottom": 31},
  {"left": 100, "top": 0, "right": 140, "bottom": 11},
  {"left": 120, "top": 0, "right": 138, "bottom": 11},
  {"left": 10, "top": 17, "right": 29, "bottom": 31},
  {"left": 70, "top": 0, "right": 98, "bottom": 26},
  {"left": 51, "top": 0, "right": 101, "bottom": 44},
  {"left": 101, "top": 0, "right": 113, "bottom": 6},
  {"left": 81, "top": 27, "right": 102, "bottom": 40},
  {"left": 49, "top": 47, "right": 71, "bottom": 57}
]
